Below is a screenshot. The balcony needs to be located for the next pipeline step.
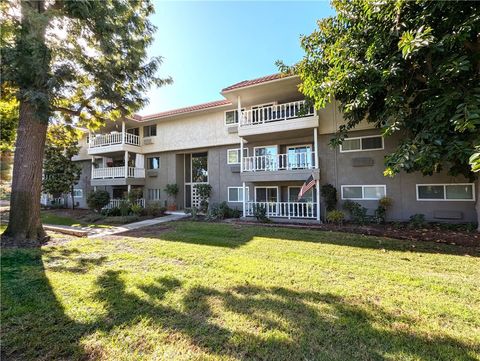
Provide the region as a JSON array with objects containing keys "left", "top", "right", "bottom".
[
  {"left": 103, "top": 198, "right": 145, "bottom": 210},
  {"left": 245, "top": 201, "right": 317, "bottom": 219},
  {"left": 88, "top": 131, "right": 141, "bottom": 155},
  {"left": 238, "top": 100, "right": 318, "bottom": 138},
  {"left": 241, "top": 152, "right": 320, "bottom": 182},
  {"left": 91, "top": 167, "right": 146, "bottom": 186}
]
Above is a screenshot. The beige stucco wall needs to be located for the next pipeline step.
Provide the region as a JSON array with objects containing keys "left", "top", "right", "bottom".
[{"left": 318, "top": 102, "right": 374, "bottom": 135}]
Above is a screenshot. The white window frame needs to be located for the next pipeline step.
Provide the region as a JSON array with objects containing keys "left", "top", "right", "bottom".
[
  {"left": 148, "top": 188, "right": 161, "bottom": 201},
  {"left": 339, "top": 135, "right": 384, "bottom": 153},
  {"left": 224, "top": 109, "right": 245, "bottom": 126},
  {"left": 254, "top": 186, "right": 280, "bottom": 202},
  {"left": 253, "top": 145, "right": 278, "bottom": 156},
  {"left": 250, "top": 102, "right": 276, "bottom": 110},
  {"left": 227, "top": 148, "right": 249, "bottom": 165},
  {"left": 416, "top": 183, "right": 475, "bottom": 201},
  {"left": 73, "top": 189, "right": 83, "bottom": 198},
  {"left": 227, "top": 186, "right": 249, "bottom": 202},
  {"left": 341, "top": 185, "right": 386, "bottom": 200}
]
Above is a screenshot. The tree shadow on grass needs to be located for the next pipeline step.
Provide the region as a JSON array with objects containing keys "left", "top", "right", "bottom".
[
  {"left": 119, "top": 221, "right": 480, "bottom": 257},
  {"left": 90, "top": 270, "right": 477, "bottom": 361},
  {"left": 2, "top": 249, "right": 478, "bottom": 360}
]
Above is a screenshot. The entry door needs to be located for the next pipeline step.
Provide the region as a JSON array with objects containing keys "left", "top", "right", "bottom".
[
  {"left": 254, "top": 146, "right": 278, "bottom": 171},
  {"left": 184, "top": 152, "right": 208, "bottom": 209}
]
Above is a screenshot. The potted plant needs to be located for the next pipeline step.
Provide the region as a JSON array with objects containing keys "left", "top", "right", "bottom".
[{"left": 164, "top": 184, "right": 179, "bottom": 211}]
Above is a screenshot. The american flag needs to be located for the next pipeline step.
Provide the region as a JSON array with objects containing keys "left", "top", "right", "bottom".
[{"left": 298, "top": 174, "right": 315, "bottom": 200}]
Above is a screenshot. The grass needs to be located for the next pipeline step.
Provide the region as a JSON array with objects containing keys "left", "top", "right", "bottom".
[
  {"left": 2, "top": 221, "right": 479, "bottom": 361},
  {"left": 40, "top": 211, "right": 112, "bottom": 229}
]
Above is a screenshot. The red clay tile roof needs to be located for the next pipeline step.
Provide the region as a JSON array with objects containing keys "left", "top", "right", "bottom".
[
  {"left": 137, "top": 99, "right": 231, "bottom": 121},
  {"left": 221, "top": 73, "right": 293, "bottom": 92}
]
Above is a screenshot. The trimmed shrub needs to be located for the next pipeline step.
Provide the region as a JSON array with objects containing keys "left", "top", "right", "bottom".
[
  {"left": 342, "top": 200, "right": 368, "bottom": 225},
  {"left": 87, "top": 190, "right": 110, "bottom": 212},
  {"left": 143, "top": 202, "right": 166, "bottom": 217},
  {"left": 101, "top": 207, "right": 121, "bottom": 217},
  {"left": 326, "top": 210, "right": 345, "bottom": 224},
  {"left": 253, "top": 204, "right": 269, "bottom": 222},
  {"left": 208, "top": 201, "right": 241, "bottom": 220},
  {"left": 130, "top": 203, "right": 143, "bottom": 216},
  {"left": 118, "top": 200, "right": 130, "bottom": 217},
  {"left": 320, "top": 184, "right": 337, "bottom": 212},
  {"left": 409, "top": 213, "right": 426, "bottom": 228}
]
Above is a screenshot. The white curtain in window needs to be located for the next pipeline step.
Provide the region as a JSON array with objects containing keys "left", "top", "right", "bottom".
[{"left": 135, "top": 154, "right": 145, "bottom": 169}]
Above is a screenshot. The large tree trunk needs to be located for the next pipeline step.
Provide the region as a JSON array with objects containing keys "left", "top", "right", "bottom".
[
  {"left": 477, "top": 179, "right": 480, "bottom": 232},
  {"left": 2, "top": 102, "right": 49, "bottom": 246}
]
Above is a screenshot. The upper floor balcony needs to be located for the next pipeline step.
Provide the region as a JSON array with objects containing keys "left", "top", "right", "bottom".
[
  {"left": 87, "top": 131, "right": 141, "bottom": 155},
  {"left": 238, "top": 100, "right": 317, "bottom": 138}
]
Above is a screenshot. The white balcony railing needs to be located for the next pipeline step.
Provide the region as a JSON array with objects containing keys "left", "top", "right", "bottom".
[
  {"left": 103, "top": 198, "right": 145, "bottom": 209},
  {"left": 245, "top": 201, "right": 316, "bottom": 219},
  {"left": 92, "top": 167, "right": 145, "bottom": 179},
  {"left": 89, "top": 131, "right": 140, "bottom": 148},
  {"left": 243, "top": 152, "right": 315, "bottom": 172},
  {"left": 240, "top": 100, "right": 315, "bottom": 127}
]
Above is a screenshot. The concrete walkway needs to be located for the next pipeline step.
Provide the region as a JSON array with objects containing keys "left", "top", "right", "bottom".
[{"left": 44, "top": 213, "right": 188, "bottom": 238}]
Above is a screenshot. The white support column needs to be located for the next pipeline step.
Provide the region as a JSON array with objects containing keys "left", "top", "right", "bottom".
[
  {"left": 124, "top": 151, "right": 129, "bottom": 178},
  {"left": 237, "top": 95, "right": 242, "bottom": 128},
  {"left": 121, "top": 120, "right": 126, "bottom": 144},
  {"left": 91, "top": 157, "right": 94, "bottom": 179},
  {"left": 314, "top": 127, "right": 319, "bottom": 169},
  {"left": 240, "top": 137, "right": 244, "bottom": 173},
  {"left": 127, "top": 184, "right": 131, "bottom": 194},
  {"left": 242, "top": 181, "right": 246, "bottom": 218},
  {"left": 316, "top": 179, "right": 321, "bottom": 222}
]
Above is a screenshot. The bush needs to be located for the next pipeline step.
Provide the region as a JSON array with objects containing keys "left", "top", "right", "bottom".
[
  {"left": 81, "top": 213, "right": 105, "bottom": 223},
  {"left": 326, "top": 210, "right": 345, "bottom": 224},
  {"left": 87, "top": 190, "right": 110, "bottom": 212},
  {"left": 128, "top": 188, "right": 144, "bottom": 203},
  {"left": 374, "top": 197, "right": 393, "bottom": 224},
  {"left": 253, "top": 204, "right": 270, "bottom": 222},
  {"left": 208, "top": 201, "right": 241, "bottom": 220},
  {"left": 320, "top": 184, "right": 337, "bottom": 212},
  {"left": 101, "top": 207, "right": 121, "bottom": 217},
  {"left": 194, "top": 184, "right": 212, "bottom": 212},
  {"left": 342, "top": 200, "right": 368, "bottom": 225},
  {"left": 164, "top": 184, "right": 179, "bottom": 208},
  {"left": 118, "top": 200, "right": 131, "bottom": 217},
  {"left": 409, "top": 213, "right": 426, "bottom": 228},
  {"left": 143, "top": 202, "right": 166, "bottom": 217},
  {"left": 104, "top": 215, "right": 139, "bottom": 224},
  {"left": 130, "top": 203, "right": 143, "bottom": 216},
  {"left": 185, "top": 207, "right": 199, "bottom": 220}
]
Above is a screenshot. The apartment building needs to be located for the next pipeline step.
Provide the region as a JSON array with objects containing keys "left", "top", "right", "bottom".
[{"left": 70, "top": 74, "right": 477, "bottom": 223}]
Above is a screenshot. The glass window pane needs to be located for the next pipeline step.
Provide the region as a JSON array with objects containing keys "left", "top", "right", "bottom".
[
  {"left": 418, "top": 185, "right": 444, "bottom": 199},
  {"left": 192, "top": 152, "right": 208, "bottom": 182},
  {"left": 225, "top": 110, "right": 238, "bottom": 125},
  {"left": 342, "top": 139, "right": 361, "bottom": 151},
  {"left": 446, "top": 185, "right": 473, "bottom": 200},
  {"left": 343, "top": 186, "right": 362, "bottom": 199},
  {"left": 256, "top": 188, "right": 267, "bottom": 202},
  {"left": 228, "top": 149, "right": 239, "bottom": 164},
  {"left": 364, "top": 186, "right": 385, "bottom": 199},
  {"left": 229, "top": 188, "right": 239, "bottom": 202},
  {"left": 362, "top": 137, "right": 382, "bottom": 150},
  {"left": 184, "top": 154, "right": 191, "bottom": 183},
  {"left": 289, "top": 187, "right": 300, "bottom": 202}
]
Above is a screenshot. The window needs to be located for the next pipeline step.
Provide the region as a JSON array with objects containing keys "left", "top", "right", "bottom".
[
  {"left": 340, "top": 136, "right": 383, "bottom": 152},
  {"left": 147, "top": 157, "right": 160, "bottom": 169},
  {"left": 288, "top": 187, "right": 314, "bottom": 202},
  {"left": 416, "top": 184, "right": 475, "bottom": 201},
  {"left": 227, "top": 148, "right": 248, "bottom": 165},
  {"left": 192, "top": 152, "right": 208, "bottom": 182},
  {"left": 255, "top": 187, "right": 278, "bottom": 202},
  {"left": 228, "top": 187, "right": 249, "bottom": 202},
  {"left": 143, "top": 125, "right": 157, "bottom": 137},
  {"left": 127, "top": 128, "right": 139, "bottom": 136},
  {"left": 73, "top": 189, "right": 83, "bottom": 198},
  {"left": 225, "top": 109, "right": 244, "bottom": 125},
  {"left": 148, "top": 189, "right": 161, "bottom": 200},
  {"left": 341, "top": 185, "right": 386, "bottom": 200}
]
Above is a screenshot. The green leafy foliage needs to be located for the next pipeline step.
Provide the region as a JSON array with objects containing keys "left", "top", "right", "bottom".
[
  {"left": 208, "top": 202, "right": 241, "bottom": 221},
  {"left": 409, "top": 213, "right": 427, "bottom": 228},
  {"left": 320, "top": 184, "right": 338, "bottom": 212},
  {"left": 164, "top": 184, "right": 179, "bottom": 205},
  {"left": 284, "top": 0, "right": 480, "bottom": 180},
  {"left": 194, "top": 184, "right": 212, "bottom": 213},
  {"left": 143, "top": 202, "right": 166, "bottom": 217},
  {"left": 253, "top": 204, "right": 270, "bottom": 223},
  {"left": 87, "top": 190, "right": 110, "bottom": 212},
  {"left": 42, "top": 125, "right": 82, "bottom": 198},
  {"left": 326, "top": 210, "right": 345, "bottom": 225},
  {"left": 342, "top": 200, "right": 368, "bottom": 225}
]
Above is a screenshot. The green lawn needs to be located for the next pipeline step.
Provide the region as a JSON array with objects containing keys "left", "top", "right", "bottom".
[
  {"left": 40, "top": 212, "right": 112, "bottom": 229},
  {"left": 2, "top": 222, "right": 479, "bottom": 361}
]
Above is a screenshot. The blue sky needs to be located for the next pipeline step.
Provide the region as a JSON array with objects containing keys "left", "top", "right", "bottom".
[{"left": 140, "top": 1, "right": 334, "bottom": 115}]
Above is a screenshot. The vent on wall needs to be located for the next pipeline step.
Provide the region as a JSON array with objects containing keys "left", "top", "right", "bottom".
[
  {"left": 433, "top": 210, "right": 463, "bottom": 220},
  {"left": 352, "top": 157, "right": 374, "bottom": 167},
  {"left": 144, "top": 138, "right": 154, "bottom": 145}
]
